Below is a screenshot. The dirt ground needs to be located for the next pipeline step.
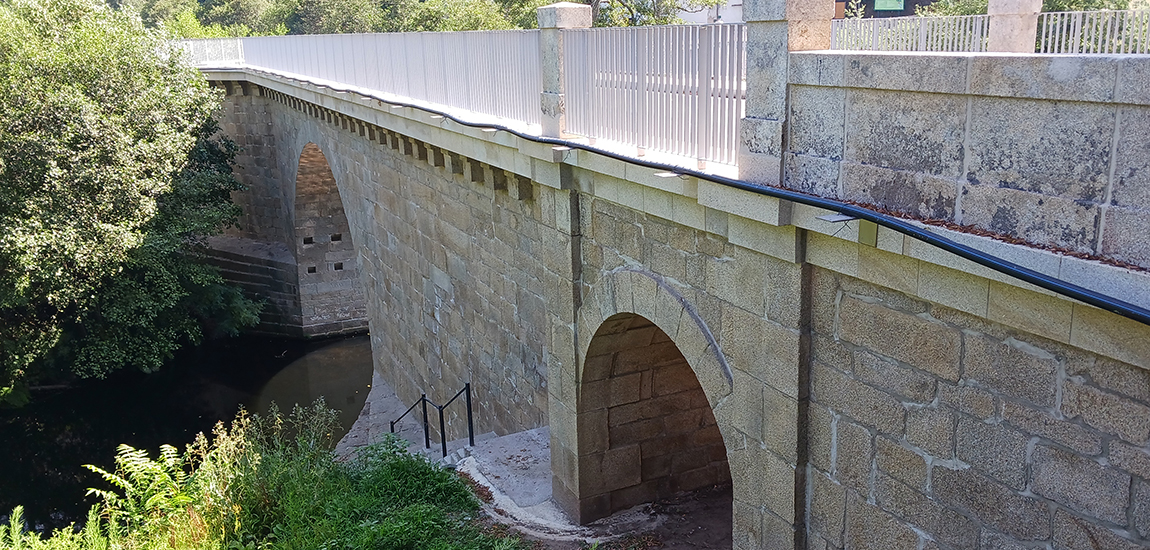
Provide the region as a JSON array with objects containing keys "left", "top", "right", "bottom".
[{"left": 485, "top": 485, "right": 734, "bottom": 550}]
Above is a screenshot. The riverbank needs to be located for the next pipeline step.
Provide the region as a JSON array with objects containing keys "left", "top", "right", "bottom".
[{"left": 0, "top": 334, "right": 373, "bottom": 532}]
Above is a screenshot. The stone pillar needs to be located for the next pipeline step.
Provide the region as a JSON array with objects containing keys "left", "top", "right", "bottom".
[
  {"left": 537, "top": 2, "right": 591, "bottom": 138},
  {"left": 988, "top": 0, "right": 1042, "bottom": 53},
  {"left": 739, "top": 0, "right": 835, "bottom": 186}
]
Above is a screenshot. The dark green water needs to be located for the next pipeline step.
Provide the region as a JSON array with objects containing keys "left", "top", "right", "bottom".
[{"left": 0, "top": 333, "right": 373, "bottom": 532}]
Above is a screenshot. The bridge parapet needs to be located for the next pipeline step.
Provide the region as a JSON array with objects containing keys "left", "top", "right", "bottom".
[{"left": 786, "top": 51, "right": 1150, "bottom": 270}]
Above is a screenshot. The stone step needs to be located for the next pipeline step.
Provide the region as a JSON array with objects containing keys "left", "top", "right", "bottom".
[{"left": 409, "top": 431, "right": 498, "bottom": 466}]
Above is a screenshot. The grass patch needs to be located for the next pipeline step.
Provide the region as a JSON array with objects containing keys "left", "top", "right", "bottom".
[{"left": 0, "top": 400, "right": 530, "bottom": 550}]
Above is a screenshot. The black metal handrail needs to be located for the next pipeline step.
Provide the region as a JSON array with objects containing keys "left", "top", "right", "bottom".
[{"left": 390, "top": 383, "right": 475, "bottom": 459}]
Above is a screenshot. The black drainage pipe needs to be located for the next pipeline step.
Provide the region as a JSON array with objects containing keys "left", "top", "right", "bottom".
[{"left": 225, "top": 67, "right": 1150, "bottom": 328}]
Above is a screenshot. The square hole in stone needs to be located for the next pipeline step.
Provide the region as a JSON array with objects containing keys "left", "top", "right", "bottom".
[
  {"left": 331, "top": 233, "right": 342, "bottom": 242},
  {"left": 307, "top": 266, "right": 317, "bottom": 274},
  {"left": 303, "top": 237, "right": 314, "bottom": 245},
  {"left": 334, "top": 262, "right": 344, "bottom": 271}
]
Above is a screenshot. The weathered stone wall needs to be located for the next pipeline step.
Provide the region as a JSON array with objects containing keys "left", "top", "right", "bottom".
[
  {"left": 806, "top": 266, "right": 1150, "bottom": 549},
  {"left": 215, "top": 83, "right": 290, "bottom": 245},
  {"left": 213, "top": 85, "right": 367, "bottom": 337},
  {"left": 293, "top": 143, "right": 367, "bottom": 336},
  {"left": 203, "top": 236, "right": 301, "bottom": 333},
  {"left": 211, "top": 85, "right": 302, "bottom": 335},
  {"left": 786, "top": 53, "right": 1150, "bottom": 269},
  {"left": 253, "top": 88, "right": 566, "bottom": 438},
  {"left": 559, "top": 175, "right": 808, "bottom": 545},
  {"left": 579, "top": 312, "right": 730, "bottom": 520}
]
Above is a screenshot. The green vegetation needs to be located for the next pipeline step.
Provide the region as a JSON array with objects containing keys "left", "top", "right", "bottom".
[
  {"left": 0, "top": 0, "right": 261, "bottom": 405},
  {"left": 121, "top": 0, "right": 721, "bottom": 36},
  {"left": 0, "top": 401, "right": 528, "bottom": 550},
  {"left": 592, "top": 0, "right": 721, "bottom": 26},
  {"left": 917, "top": 0, "right": 1130, "bottom": 15}
]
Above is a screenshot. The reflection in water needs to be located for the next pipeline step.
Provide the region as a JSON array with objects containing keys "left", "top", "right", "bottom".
[
  {"left": 0, "top": 334, "right": 373, "bottom": 531},
  {"left": 254, "top": 337, "right": 373, "bottom": 442}
]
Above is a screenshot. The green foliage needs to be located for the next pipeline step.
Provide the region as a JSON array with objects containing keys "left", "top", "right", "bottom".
[
  {"left": 84, "top": 445, "right": 195, "bottom": 535},
  {"left": 165, "top": 8, "right": 253, "bottom": 37},
  {"left": 1, "top": 401, "right": 529, "bottom": 550},
  {"left": 0, "top": 0, "right": 261, "bottom": 404},
  {"left": 592, "top": 0, "right": 722, "bottom": 26},
  {"left": 2, "top": 506, "right": 112, "bottom": 549},
  {"left": 197, "top": 0, "right": 289, "bottom": 35},
  {"left": 917, "top": 0, "right": 1129, "bottom": 15},
  {"left": 286, "top": 0, "right": 381, "bottom": 33},
  {"left": 392, "top": 0, "right": 515, "bottom": 32},
  {"left": 844, "top": 0, "right": 865, "bottom": 18},
  {"left": 1041, "top": 0, "right": 1129, "bottom": 10},
  {"left": 121, "top": 0, "right": 722, "bottom": 34}
]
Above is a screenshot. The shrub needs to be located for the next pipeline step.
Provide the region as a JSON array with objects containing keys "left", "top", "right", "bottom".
[{"left": 1, "top": 400, "right": 528, "bottom": 550}]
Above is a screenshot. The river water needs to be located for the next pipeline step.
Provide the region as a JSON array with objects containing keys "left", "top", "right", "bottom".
[{"left": 0, "top": 334, "right": 374, "bottom": 532}]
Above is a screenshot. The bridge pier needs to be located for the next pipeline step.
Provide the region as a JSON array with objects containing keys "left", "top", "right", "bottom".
[{"left": 209, "top": 82, "right": 368, "bottom": 338}]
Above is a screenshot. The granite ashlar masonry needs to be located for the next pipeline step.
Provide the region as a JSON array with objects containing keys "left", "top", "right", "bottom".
[
  {"left": 807, "top": 267, "right": 1150, "bottom": 549},
  {"left": 254, "top": 86, "right": 555, "bottom": 438},
  {"left": 212, "top": 83, "right": 367, "bottom": 337},
  {"left": 292, "top": 143, "right": 367, "bottom": 336},
  {"left": 786, "top": 52, "right": 1150, "bottom": 268}
]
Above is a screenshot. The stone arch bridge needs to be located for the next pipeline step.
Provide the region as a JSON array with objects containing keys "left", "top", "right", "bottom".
[{"left": 197, "top": 5, "right": 1150, "bottom": 548}]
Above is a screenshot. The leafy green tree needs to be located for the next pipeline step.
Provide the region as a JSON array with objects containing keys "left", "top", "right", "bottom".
[
  {"left": 124, "top": 0, "right": 196, "bottom": 26},
  {"left": 492, "top": 0, "right": 551, "bottom": 28},
  {"left": 286, "top": 0, "right": 380, "bottom": 33},
  {"left": 918, "top": 0, "right": 1129, "bottom": 15},
  {"left": 392, "top": 0, "right": 515, "bottom": 31},
  {"left": 0, "top": 0, "right": 260, "bottom": 405},
  {"left": 592, "top": 0, "right": 722, "bottom": 26},
  {"left": 164, "top": 7, "right": 251, "bottom": 37},
  {"left": 198, "top": 0, "right": 289, "bottom": 34}
]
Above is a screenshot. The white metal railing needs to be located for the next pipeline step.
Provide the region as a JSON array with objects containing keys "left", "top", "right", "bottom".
[
  {"left": 184, "top": 32, "right": 542, "bottom": 131},
  {"left": 831, "top": 15, "right": 990, "bottom": 52},
  {"left": 178, "top": 27, "right": 750, "bottom": 170},
  {"left": 564, "top": 24, "right": 746, "bottom": 169},
  {"left": 178, "top": 37, "right": 245, "bottom": 66},
  {"left": 1039, "top": 9, "right": 1150, "bottom": 53}
]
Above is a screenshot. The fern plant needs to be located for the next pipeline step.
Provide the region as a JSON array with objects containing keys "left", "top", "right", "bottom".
[{"left": 84, "top": 444, "right": 196, "bottom": 535}]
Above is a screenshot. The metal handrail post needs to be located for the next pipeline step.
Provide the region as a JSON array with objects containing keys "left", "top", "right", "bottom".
[
  {"left": 438, "top": 405, "right": 448, "bottom": 458},
  {"left": 465, "top": 383, "right": 475, "bottom": 447},
  {"left": 421, "top": 394, "right": 431, "bottom": 449}
]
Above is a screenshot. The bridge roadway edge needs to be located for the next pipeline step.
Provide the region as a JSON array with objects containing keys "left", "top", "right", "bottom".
[{"left": 206, "top": 68, "right": 1150, "bottom": 550}]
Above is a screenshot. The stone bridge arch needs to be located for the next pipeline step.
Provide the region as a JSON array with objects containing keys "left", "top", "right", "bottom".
[
  {"left": 554, "top": 268, "right": 740, "bottom": 530},
  {"left": 288, "top": 141, "right": 367, "bottom": 336}
]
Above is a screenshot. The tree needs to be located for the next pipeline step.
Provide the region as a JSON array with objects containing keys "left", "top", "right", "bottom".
[
  {"left": 592, "top": 0, "right": 722, "bottom": 26},
  {"left": 0, "top": 0, "right": 261, "bottom": 405},
  {"left": 390, "top": 0, "right": 515, "bottom": 31},
  {"left": 198, "top": 0, "right": 289, "bottom": 35},
  {"left": 918, "top": 0, "right": 1129, "bottom": 15},
  {"left": 286, "top": 0, "right": 380, "bottom": 33},
  {"left": 164, "top": 7, "right": 252, "bottom": 37}
]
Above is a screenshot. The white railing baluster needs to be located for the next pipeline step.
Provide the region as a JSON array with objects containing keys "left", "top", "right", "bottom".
[
  {"left": 180, "top": 23, "right": 745, "bottom": 171},
  {"left": 1035, "top": 9, "right": 1150, "bottom": 53},
  {"left": 699, "top": 25, "right": 708, "bottom": 167}
]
